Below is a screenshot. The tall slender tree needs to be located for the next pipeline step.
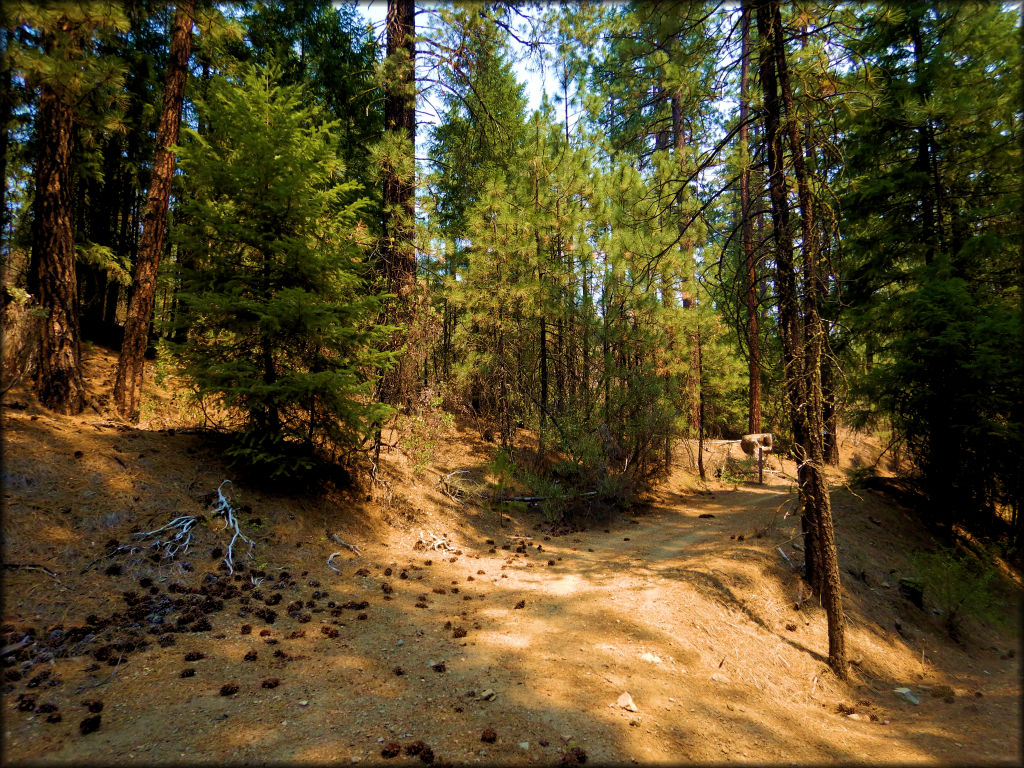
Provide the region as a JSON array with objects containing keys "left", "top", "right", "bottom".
[
  {"left": 114, "top": 0, "right": 194, "bottom": 421},
  {"left": 381, "top": 0, "right": 417, "bottom": 408},
  {"left": 12, "top": 3, "right": 127, "bottom": 414},
  {"left": 738, "top": 1, "right": 761, "bottom": 435},
  {"left": 755, "top": 0, "right": 846, "bottom": 679}
]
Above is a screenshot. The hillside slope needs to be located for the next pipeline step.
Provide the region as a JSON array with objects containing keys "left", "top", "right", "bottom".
[{"left": 2, "top": 347, "right": 1020, "bottom": 765}]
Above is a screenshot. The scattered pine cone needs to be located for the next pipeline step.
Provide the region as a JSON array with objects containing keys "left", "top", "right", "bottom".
[
  {"left": 219, "top": 683, "right": 239, "bottom": 696},
  {"left": 261, "top": 678, "right": 279, "bottom": 689},
  {"left": 381, "top": 742, "right": 401, "bottom": 759},
  {"left": 561, "top": 747, "right": 587, "bottom": 765},
  {"left": 481, "top": 728, "right": 497, "bottom": 743},
  {"left": 244, "top": 650, "right": 258, "bottom": 661},
  {"left": 180, "top": 668, "right": 195, "bottom": 678},
  {"left": 79, "top": 715, "right": 101, "bottom": 735}
]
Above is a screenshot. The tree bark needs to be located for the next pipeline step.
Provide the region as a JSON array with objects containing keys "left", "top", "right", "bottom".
[
  {"left": 739, "top": 2, "right": 762, "bottom": 434},
  {"left": 382, "top": 0, "right": 417, "bottom": 408},
  {"left": 0, "top": 26, "right": 12, "bottom": 242},
  {"left": 30, "top": 25, "right": 85, "bottom": 415},
  {"left": 762, "top": 0, "right": 847, "bottom": 679},
  {"left": 114, "top": 0, "right": 194, "bottom": 421}
]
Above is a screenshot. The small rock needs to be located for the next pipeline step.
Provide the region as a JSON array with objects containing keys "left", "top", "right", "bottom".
[
  {"left": 847, "top": 713, "right": 863, "bottom": 721},
  {"left": 711, "top": 673, "right": 730, "bottom": 684},
  {"left": 617, "top": 692, "right": 638, "bottom": 712},
  {"left": 519, "top": 742, "right": 530, "bottom": 750},
  {"left": 639, "top": 652, "right": 661, "bottom": 663},
  {"left": 299, "top": 700, "right": 309, "bottom": 706},
  {"left": 479, "top": 689, "right": 496, "bottom": 701},
  {"left": 893, "top": 687, "right": 919, "bottom": 705}
]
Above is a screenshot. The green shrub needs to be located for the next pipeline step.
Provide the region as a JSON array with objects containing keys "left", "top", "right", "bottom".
[{"left": 910, "top": 547, "right": 1007, "bottom": 640}]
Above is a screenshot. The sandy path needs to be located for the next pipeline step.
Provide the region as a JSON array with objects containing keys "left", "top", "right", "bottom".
[{"left": 3, "top": 400, "right": 1020, "bottom": 765}]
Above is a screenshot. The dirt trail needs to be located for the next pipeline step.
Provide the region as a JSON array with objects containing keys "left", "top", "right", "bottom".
[{"left": 2, "top": 350, "right": 1021, "bottom": 765}]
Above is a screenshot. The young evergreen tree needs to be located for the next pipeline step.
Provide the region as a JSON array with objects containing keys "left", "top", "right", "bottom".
[{"left": 171, "top": 62, "right": 393, "bottom": 478}]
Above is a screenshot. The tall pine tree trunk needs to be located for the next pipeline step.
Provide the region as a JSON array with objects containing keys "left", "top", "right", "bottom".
[
  {"left": 382, "top": 0, "right": 417, "bottom": 409},
  {"left": 30, "top": 28, "right": 85, "bottom": 415},
  {"left": 114, "top": 1, "right": 194, "bottom": 421},
  {"left": 739, "top": 2, "right": 762, "bottom": 434},
  {"left": 759, "top": 0, "right": 847, "bottom": 679},
  {"left": 0, "top": 26, "right": 12, "bottom": 243}
]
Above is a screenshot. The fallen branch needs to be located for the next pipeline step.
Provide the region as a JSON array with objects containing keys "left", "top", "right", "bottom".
[
  {"left": 136, "top": 514, "right": 201, "bottom": 560},
  {"left": 777, "top": 547, "right": 797, "bottom": 570},
  {"left": 75, "top": 652, "right": 123, "bottom": 692},
  {"left": 3, "top": 562, "right": 64, "bottom": 585},
  {"left": 326, "top": 551, "right": 357, "bottom": 573},
  {"left": 327, "top": 531, "right": 361, "bottom": 557},
  {"left": 491, "top": 490, "right": 599, "bottom": 503},
  {"left": 211, "top": 480, "right": 254, "bottom": 574},
  {"left": 82, "top": 480, "right": 255, "bottom": 575},
  {"left": 1, "top": 636, "right": 32, "bottom": 658},
  {"left": 437, "top": 469, "right": 469, "bottom": 505},
  {"left": 415, "top": 530, "right": 457, "bottom": 553}
]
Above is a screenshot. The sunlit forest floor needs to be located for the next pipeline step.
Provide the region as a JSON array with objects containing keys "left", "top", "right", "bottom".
[{"left": 2, "top": 346, "right": 1021, "bottom": 765}]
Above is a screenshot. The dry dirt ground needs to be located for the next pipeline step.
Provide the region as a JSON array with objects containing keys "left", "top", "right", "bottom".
[{"left": 2, "top": 347, "right": 1021, "bottom": 765}]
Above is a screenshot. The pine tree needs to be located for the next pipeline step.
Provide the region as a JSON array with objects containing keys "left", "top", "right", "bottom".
[
  {"left": 171, "top": 62, "right": 393, "bottom": 478},
  {"left": 839, "top": 1, "right": 1022, "bottom": 538},
  {"left": 8, "top": 2, "right": 128, "bottom": 414},
  {"left": 755, "top": 0, "right": 847, "bottom": 678},
  {"left": 114, "top": 0, "right": 194, "bottom": 422},
  {"left": 379, "top": 0, "right": 417, "bottom": 408}
]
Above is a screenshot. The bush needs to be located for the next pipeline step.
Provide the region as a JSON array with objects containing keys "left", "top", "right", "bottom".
[
  {"left": 910, "top": 547, "right": 1006, "bottom": 641},
  {"left": 171, "top": 63, "right": 393, "bottom": 478}
]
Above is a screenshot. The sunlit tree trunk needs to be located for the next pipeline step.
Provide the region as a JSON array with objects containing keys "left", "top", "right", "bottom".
[
  {"left": 739, "top": 2, "right": 762, "bottom": 434},
  {"left": 382, "top": 0, "right": 417, "bottom": 408},
  {"left": 758, "top": 0, "right": 847, "bottom": 680},
  {"left": 114, "top": 0, "right": 194, "bottom": 421},
  {"left": 30, "top": 26, "right": 85, "bottom": 415}
]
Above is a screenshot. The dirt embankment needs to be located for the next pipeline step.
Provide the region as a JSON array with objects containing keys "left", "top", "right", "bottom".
[{"left": 2, "top": 347, "right": 1020, "bottom": 765}]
